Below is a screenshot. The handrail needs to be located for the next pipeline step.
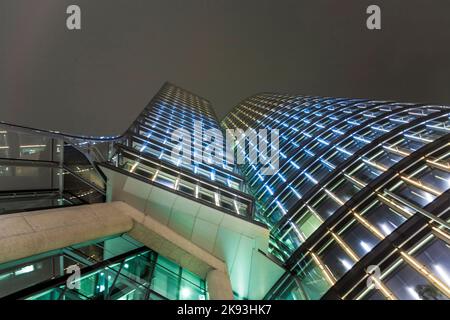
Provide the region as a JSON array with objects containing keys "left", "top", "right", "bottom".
[
  {"left": 0, "top": 121, "right": 124, "bottom": 187},
  {"left": 0, "top": 121, "right": 125, "bottom": 142}
]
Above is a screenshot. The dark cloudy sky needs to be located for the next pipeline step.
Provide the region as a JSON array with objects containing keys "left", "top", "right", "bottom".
[{"left": 1, "top": 0, "right": 450, "bottom": 136}]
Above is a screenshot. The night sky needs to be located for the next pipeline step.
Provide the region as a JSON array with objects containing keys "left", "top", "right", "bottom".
[{"left": 1, "top": 0, "right": 450, "bottom": 136}]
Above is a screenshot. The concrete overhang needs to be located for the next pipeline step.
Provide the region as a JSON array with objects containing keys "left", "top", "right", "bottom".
[{"left": 100, "top": 165, "right": 285, "bottom": 299}]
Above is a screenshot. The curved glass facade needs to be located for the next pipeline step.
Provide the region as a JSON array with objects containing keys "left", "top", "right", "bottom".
[{"left": 222, "top": 93, "right": 450, "bottom": 300}]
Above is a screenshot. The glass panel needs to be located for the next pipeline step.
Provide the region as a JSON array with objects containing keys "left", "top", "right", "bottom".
[
  {"left": 318, "top": 239, "right": 354, "bottom": 279},
  {"left": 331, "top": 178, "right": 361, "bottom": 203},
  {"left": 154, "top": 171, "right": 176, "bottom": 189},
  {"left": 0, "top": 129, "right": 53, "bottom": 161},
  {"left": 340, "top": 221, "right": 380, "bottom": 257},
  {"left": 372, "top": 149, "right": 403, "bottom": 167},
  {"left": 362, "top": 289, "right": 387, "bottom": 300},
  {"left": 394, "top": 182, "right": 436, "bottom": 208},
  {"left": 312, "top": 193, "right": 341, "bottom": 219},
  {"left": 294, "top": 257, "right": 332, "bottom": 300},
  {"left": 385, "top": 262, "right": 447, "bottom": 300},
  {"left": 0, "top": 255, "right": 78, "bottom": 298},
  {"left": 151, "top": 262, "right": 181, "bottom": 300},
  {"left": 361, "top": 200, "right": 407, "bottom": 236},
  {"left": 0, "top": 166, "right": 57, "bottom": 191},
  {"left": 178, "top": 180, "right": 196, "bottom": 196},
  {"left": 74, "top": 267, "right": 118, "bottom": 299},
  {"left": 0, "top": 191, "right": 69, "bottom": 215},
  {"left": 350, "top": 162, "right": 384, "bottom": 184},
  {"left": 414, "top": 237, "right": 450, "bottom": 288},
  {"left": 273, "top": 277, "right": 306, "bottom": 300},
  {"left": 297, "top": 209, "right": 322, "bottom": 239},
  {"left": 179, "top": 278, "right": 206, "bottom": 300},
  {"left": 410, "top": 167, "right": 450, "bottom": 195}
]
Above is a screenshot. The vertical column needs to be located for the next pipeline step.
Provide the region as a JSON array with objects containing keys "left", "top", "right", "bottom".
[
  {"left": 206, "top": 269, "right": 234, "bottom": 300},
  {"left": 57, "top": 139, "right": 64, "bottom": 196}
]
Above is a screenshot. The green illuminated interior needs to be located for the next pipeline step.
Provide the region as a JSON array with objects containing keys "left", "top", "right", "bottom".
[{"left": 0, "top": 235, "right": 207, "bottom": 300}]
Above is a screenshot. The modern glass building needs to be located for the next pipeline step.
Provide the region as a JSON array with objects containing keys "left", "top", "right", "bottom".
[
  {"left": 222, "top": 93, "right": 450, "bottom": 300},
  {"left": 109, "top": 83, "right": 254, "bottom": 219},
  {"left": 1, "top": 83, "right": 450, "bottom": 300},
  {"left": 0, "top": 83, "right": 280, "bottom": 300}
]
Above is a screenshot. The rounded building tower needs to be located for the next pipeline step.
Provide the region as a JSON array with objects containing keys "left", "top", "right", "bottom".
[{"left": 222, "top": 93, "right": 450, "bottom": 300}]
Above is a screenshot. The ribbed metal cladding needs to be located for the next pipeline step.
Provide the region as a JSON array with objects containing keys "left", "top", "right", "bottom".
[{"left": 222, "top": 93, "right": 450, "bottom": 300}]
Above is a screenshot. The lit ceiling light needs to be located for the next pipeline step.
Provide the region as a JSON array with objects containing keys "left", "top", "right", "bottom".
[
  {"left": 379, "top": 223, "right": 393, "bottom": 235},
  {"left": 360, "top": 241, "right": 373, "bottom": 253},
  {"left": 340, "top": 259, "right": 353, "bottom": 271},
  {"left": 180, "top": 287, "right": 192, "bottom": 299},
  {"left": 434, "top": 265, "right": 450, "bottom": 287},
  {"left": 14, "top": 265, "right": 35, "bottom": 275},
  {"left": 406, "top": 287, "right": 421, "bottom": 300}
]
